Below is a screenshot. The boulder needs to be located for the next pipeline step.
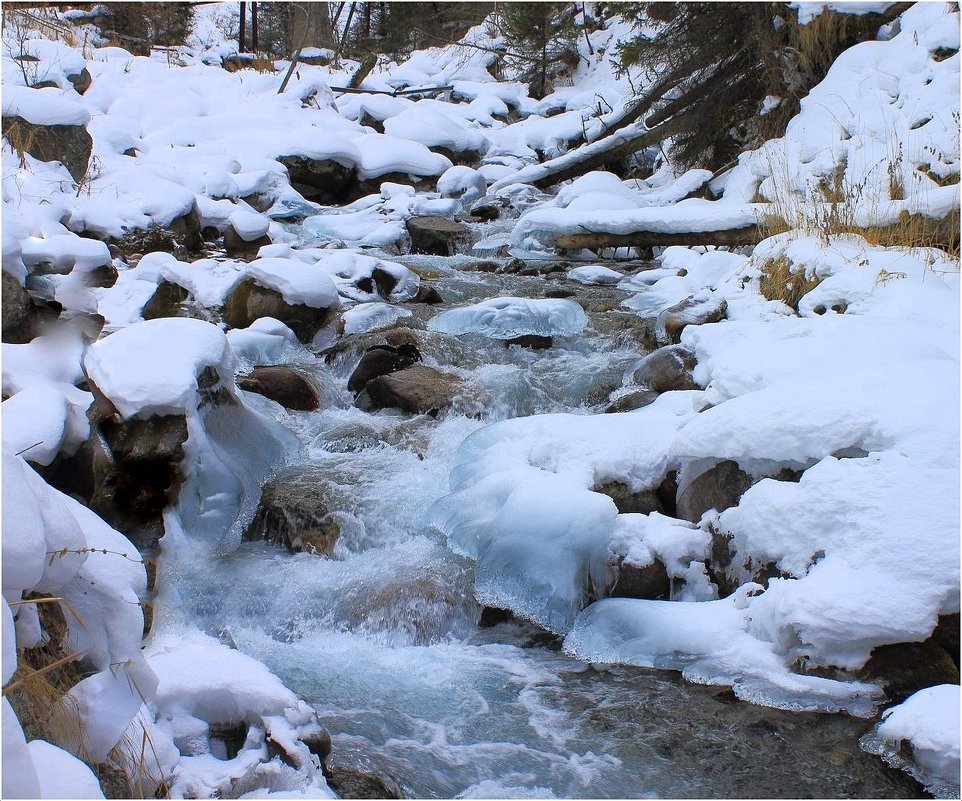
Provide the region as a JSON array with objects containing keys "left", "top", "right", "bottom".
[
  {"left": 469, "top": 200, "right": 501, "bottom": 221},
  {"left": 605, "top": 388, "right": 660, "bottom": 413},
  {"left": 244, "top": 466, "right": 342, "bottom": 555},
  {"left": 857, "top": 638, "right": 961, "bottom": 704},
  {"left": 223, "top": 278, "right": 333, "bottom": 343},
  {"left": 628, "top": 344, "right": 699, "bottom": 393},
  {"left": 67, "top": 67, "right": 92, "bottom": 95},
  {"left": 406, "top": 216, "right": 471, "bottom": 256},
  {"left": 326, "top": 764, "right": 402, "bottom": 800},
  {"left": 2, "top": 270, "right": 35, "bottom": 343},
  {"left": 237, "top": 366, "right": 320, "bottom": 411},
  {"left": 676, "top": 460, "right": 754, "bottom": 524},
  {"left": 657, "top": 296, "right": 728, "bottom": 344},
  {"left": 3, "top": 116, "right": 91, "bottom": 182},
  {"left": 410, "top": 284, "right": 443, "bottom": 304},
  {"left": 347, "top": 343, "right": 421, "bottom": 395},
  {"left": 141, "top": 279, "right": 189, "bottom": 320},
  {"left": 223, "top": 225, "right": 271, "bottom": 258},
  {"left": 594, "top": 480, "right": 661, "bottom": 515},
  {"left": 278, "top": 155, "right": 356, "bottom": 203},
  {"left": 609, "top": 557, "right": 671, "bottom": 600},
  {"left": 358, "top": 363, "right": 462, "bottom": 415}
]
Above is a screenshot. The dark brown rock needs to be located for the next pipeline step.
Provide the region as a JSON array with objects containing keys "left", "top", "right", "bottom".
[
  {"left": 141, "top": 279, "right": 189, "bottom": 320},
  {"left": 223, "top": 278, "right": 334, "bottom": 343},
  {"left": 605, "top": 389, "right": 660, "bottom": 413},
  {"left": 406, "top": 216, "right": 471, "bottom": 256},
  {"left": 348, "top": 343, "right": 421, "bottom": 395},
  {"left": 278, "top": 155, "right": 356, "bottom": 202},
  {"left": 410, "top": 284, "right": 443, "bottom": 304},
  {"left": 2, "top": 270, "right": 34, "bottom": 343},
  {"left": 504, "top": 334, "right": 553, "bottom": 349},
  {"left": 857, "top": 637, "right": 960, "bottom": 704},
  {"left": 469, "top": 201, "right": 500, "bottom": 221},
  {"left": 237, "top": 366, "right": 320, "bottom": 411},
  {"left": 67, "top": 67, "right": 92, "bottom": 95},
  {"left": 223, "top": 225, "right": 271, "bottom": 258},
  {"left": 244, "top": 466, "right": 342, "bottom": 555},
  {"left": 326, "top": 764, "right": 403, "bottom": 800},
  {"left": 658, "top": 296, "right": 728, "bottom": 344},
  {"left": 933, "top": 613, "right": 960, "bottom": 669},
  {"left": 167, "top": 204, "right": 205, "bottom": 254},
  {"left": 594, "top": 480, "right": 661, "bottom": 514},
  {"left": 628, "top": 344, "right": 699, "bottom": 393},
  {"left": 676, "top": 460, "right": 754, "bottom": 524},
  {"left": 609, "top": 557, "right": 671, "bottom": 600},
  {"left": 3, "top": 116, "right": 92, "bottom": 182},
  {"left": 359, "top": 363, "right": 462, "bottom": 415}
]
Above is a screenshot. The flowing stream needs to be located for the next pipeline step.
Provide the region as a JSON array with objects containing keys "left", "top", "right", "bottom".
[{"left": 159, "top": 246, "right": 922, "bottom": 799}]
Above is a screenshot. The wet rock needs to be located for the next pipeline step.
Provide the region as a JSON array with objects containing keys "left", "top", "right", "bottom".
[
  {"left": 348, "top": 343, "right": 422, "bottom": 395},
  {"left": 469, "top": 199, "right": 502, "bottom": 220},
  {"left": 244, "top": 466, "right": 342, "bottom": 555},
  {"left": 858, "top": 638, "right": 961, "bottom": 703},
  {"left": 89, "top": 409, "right": 189, "bottom": 551},
  {"left": 208, "top": 722, "right": 248, "bottom": 760},
  {"left": 303, "top": 729, "right": 332, "bottom": 763},
  {"left": 594, "top": 480, "right": 661, "bottom": 515},
  {"left": 463, "top": 260, "right": 499, "bottom": 273},
  {"left": 406, "top": 216, "right": 471, "bottom": 256},
  {"left": 358, "top": 363, "right": 463, "bottom": 415},
  {"left": 657, "top": 296, "right": 728, "bottom": 344},
  {"left": 326, "top": 764, "right": 403, "bottom": 800},
  {"left": 237, "top": 366, "right": 320, "bottom": 411},
  {"left": 167, "top": 204, "right": 205, "bottom": 254},
  {"left": 2, "top": 270, "right": 35, "bottom": 343},
  {"left": 3, "top": 116, "right": 92, "bottom": 182},
  {"left": 67, "top": 67, "right": 92, "bottom": 95},
  {"left": 410, "top": 284, "right": 443, "bottom": 304},
  {"left": 705, "top": 528, "right": 739, "bottom": 598},
  {"left": 628, "top": 344, "right": 699, "bottom": 393},
  {"left": 545, "top": 288, "right": 576, "bottom": 299},
  {"left": 504, "top": 334, "right": 553, "bottom": 349},
  {"left": 605, "top": 388, "right": 660, "bottom": 413},
  {"left": 278, "top": 155, "right": 356, "bottom": 203},
  {"left": 223, "top": 278, "right": 334, "bottom": 343},
  {"left": 933, "top": 613, "right": 960, "bottom": 669},
  {"left": 501, "top": 258, "right": 526, "bottom": 274},
  {"left": 223, "top": 224, "right": 271, "bottom": 258},
  {"left": 676, "top": 460, "right": 755, "bottom": 524},
  {"left": 609, "top": 557, "right": 671, "bottom": 600},
  {"left": 141, "top": 279, "right": 189, "bottom": 320}
]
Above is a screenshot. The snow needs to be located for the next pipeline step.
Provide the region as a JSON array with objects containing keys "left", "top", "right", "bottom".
[
  {"left": 3, "top": 699, "right": 41, "bottom": 799},
  {"left": 1, "top": 382, "right": 92, "bottom": 465},
  {"left": 428, "top": 297, "right": 588, "bottom": 340},
  {"left": 28, "top": 739, "right": 106, "bottom": 799},
  {"left": 875, "top": 685, "right": 961, "bottom": 795},
  {"left": 567, "top": 265, "right": 624, "bottom": 286},
  {"left": 438, "top": 165, "right": 487, "bottom": 204},
  {"left": 340, "top": 302, "right": 412, "bottom": 335},
  {"left": 229, "top": 210, "right": 270, "bottom": 241},
  {"left": 2, "top": 84, "right": 90, "bottom": 126},
  {"left": 246, "top": 257, "right": 341, "bottom": 309},
  {"left": 85, "top": 318, "right": 234, "bottom": 418}
]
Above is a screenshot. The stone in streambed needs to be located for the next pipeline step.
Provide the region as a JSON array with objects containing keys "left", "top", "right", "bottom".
[
  {"left": 357, "top": 363, "right": 462, "bottom": 415},
  {"left": 237, "top": 366, "right": 320, "bottom": 411},
  {"left": 348, "top": 343, "right": 421, "bottom": 395}
]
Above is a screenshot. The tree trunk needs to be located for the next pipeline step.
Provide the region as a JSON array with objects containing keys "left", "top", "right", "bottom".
[{"left": 289, "top": 1, "right": 333, "bottom": 50}]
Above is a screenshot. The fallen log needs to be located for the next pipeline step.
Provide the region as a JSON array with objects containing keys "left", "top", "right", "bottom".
[{"left": 555, "top": 225, "right": 762, "bottom": 251}]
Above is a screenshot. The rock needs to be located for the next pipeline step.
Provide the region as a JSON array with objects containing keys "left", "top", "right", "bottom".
[
  {"left": 89, "top": 411, "right": 190, "bottom": 551},
  {"left": 856, "top": 637, "right": 960, "bottom": 704},
  {"left": 2, "top": 270, "right": 35, "bottom": 343},
  {"left": 326, "top": 764, "right": 403, "bottom": 800},
  {"left": 244, "top": 465, "right": 342, "bottom": 555},
  {"left": 223, "top": 278, "right": 334, "bottom": 343},
  {"left": 278, "top": 155, "right": 356, "bottom": 203},
  {"left": 223, "top": 225, "right": 271, "bottom": 258},
  {"left": 504, "top": 334, "right": 553, "bottom": 349},
  {"left": 469, "top": 201, "right": 501, "bottom": 221},
  {"left": 705, "top": 528, "right": 738, "bottom": 598},
  {"left": 605, "top": 389, "right": 660, "bottom": 413},
  {"left": 303, "top": 729, "right": 332, "bottom": 763},
  {"left": 410, "top": 284, "right": 443, "bottom": 304},
  {"left": 628, "top": 344, "right": 699, "bottom": 393},
  {"left": 464, "top": 261, "right": 499, "bottom": 273},
  {"left": 657, "top": 296, "right": 728, "bottom": 344},
  {"left": 358, "top": 363, "right": 463, "bottom": 415},
  {"left": 3, "top": 116, "right": 91, "bottom": 182},
  {"left": 676, "top": 460, "right": 754, "bottom": 524},
  {"left": 237, "top": 366, "right": 320, "bottom": 411},
  {"left": 141, "top": 279, "right": 189, "bottom": 320},
  {"left": 67, "top": 67, "right": 92, "bottom": 95},
  {"left": 609, "top": 557, "right": 671, "bottom": 600},
  {"left": 168, "top": 204, "right": 205, "bottom": 254},
  {"left": 933, "top": 613, "right": 960, "bottom": 669},
  {"left": 594, "top": 480, "right": 661, "bottom": 515},
  {"left": 347, "top": 343, "right": 421, "bottom": 395},
  {"left": 406, "top": 216, "right": 471, "bottom": 256}
]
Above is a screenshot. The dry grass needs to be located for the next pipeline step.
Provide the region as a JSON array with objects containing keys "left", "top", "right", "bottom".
[
  {"left": 758, "top": 254, "right": 822, "bottom": 309},
  {"left": 3, "top": 117, "right": 38, "bottom": 169}
]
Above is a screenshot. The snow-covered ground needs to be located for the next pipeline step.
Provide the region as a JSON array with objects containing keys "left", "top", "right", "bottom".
[{"left": 2, "top": 2, "right": 959, "bottom": 798}]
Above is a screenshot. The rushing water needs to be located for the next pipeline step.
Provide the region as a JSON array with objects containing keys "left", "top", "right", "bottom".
[{"left": 159, "top": 251, "right": 923, "bottom": 798}]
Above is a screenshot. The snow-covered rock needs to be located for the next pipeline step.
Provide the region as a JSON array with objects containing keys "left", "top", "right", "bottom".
[{"left": 428, "top": 297, "right": 588, "bottom": 340}]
